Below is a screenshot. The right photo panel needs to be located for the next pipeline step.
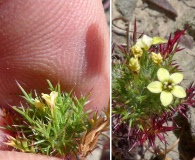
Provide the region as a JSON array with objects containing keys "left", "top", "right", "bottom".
[{"left": 112, "top": 0, "right": 195, "bottom": 159}]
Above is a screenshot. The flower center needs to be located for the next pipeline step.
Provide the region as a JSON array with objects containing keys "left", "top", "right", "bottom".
[{"left": 163, "top": 81, "right": 173, "bottom": 91}]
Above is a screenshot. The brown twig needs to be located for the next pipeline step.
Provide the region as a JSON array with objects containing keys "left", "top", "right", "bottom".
[{"left": 144, "top": 126, "right": 187, "bottom": 160}]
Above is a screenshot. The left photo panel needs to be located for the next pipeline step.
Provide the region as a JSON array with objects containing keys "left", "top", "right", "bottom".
[{"left": 0, "top": 0, "right": 110, "bottom": 160}]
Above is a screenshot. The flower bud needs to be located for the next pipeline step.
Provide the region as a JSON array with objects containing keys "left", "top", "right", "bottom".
[
  {"left": 42, "top": 91, "right": 58, "bottom": 116},
  {"left": 34, "top": 99, "right": 45, "bottom": 111},
  {"left": 131, "top": 45, "right": 143, "bottom": 58},
  {"left": 129, "top": 57, "right": 140, "bottom": 74},
  {"left": 151, "top": 52, "right": 163, "bottom": 64}
]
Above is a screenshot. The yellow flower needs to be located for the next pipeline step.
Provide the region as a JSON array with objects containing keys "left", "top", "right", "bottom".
[
  {"left": 151, "top": 52, "right": 163, "bottom": 64},
  {"left": 42, "top": 91, "right": 58, "bottom": 115},
  {"left": 136, "top": 35, "right": 167, "bottom": 51},
  {"left": 129, "top": 57, "right": 140, "bottom": 74},
  {"left": 131, "top": 45, "right": 143, "bottom": 58},
  {"left": 147, "top": 68, "right": 186, "bottom": 106},
  {"left": 136, "top": 34, "right": 153, "bottom": 50},
  {"left": 34, "top": 99, "right": 45, "bottom": 111}
]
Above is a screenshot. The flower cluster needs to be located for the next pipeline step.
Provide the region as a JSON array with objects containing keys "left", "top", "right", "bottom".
[
  {"left": 112, "top": 20, "right": 194, "bottom": 159},
  {"left": 129, "top": 35, "right": 166, "bottom": 74},
  {"left": 128, "top": 33, "right": 186, "bottom": 107}
]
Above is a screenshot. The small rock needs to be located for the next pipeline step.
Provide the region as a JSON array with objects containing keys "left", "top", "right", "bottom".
[
  {"left": 180, "top": 35, "right": 194, "bottom": 49},
  {"left": 173, "top": 9, "right": 195, "bottom": 40},
  {"left": 144, "top": 0, "right": 178, "bottom": 17},
  {"left": 173, "top": 48, "right": 195, "bottom": 87},
  {"left": 115, "top": 0, "right": 137, "bottom": 20},
  {"left": 187, "top": 106, "right": 195, "bottom": 141}
]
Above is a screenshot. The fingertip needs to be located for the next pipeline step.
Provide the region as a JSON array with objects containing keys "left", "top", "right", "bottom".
[
  {"left": 0, "top": 151, "right": 62, "bottom": 160},
  {"left": 0, "top": 0, "right": 110, "bottom": 111}
]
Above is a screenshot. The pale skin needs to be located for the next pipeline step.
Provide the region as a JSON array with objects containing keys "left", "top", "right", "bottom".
[{"left": 0, "top": 0, "right": 110, "bottom": 159}]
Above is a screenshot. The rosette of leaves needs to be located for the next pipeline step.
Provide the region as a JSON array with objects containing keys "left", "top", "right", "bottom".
[
  {"left": 112, "top": 19, "right": 194, "bottom": 159},
  {"left": 1, "top": 80, "right": 109, "bottom": 159}
]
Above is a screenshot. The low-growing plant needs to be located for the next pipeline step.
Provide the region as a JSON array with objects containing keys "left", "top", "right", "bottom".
[
  {"left": 112, "top": 18, "right": 195, "bottom": 159},
  {"left": 1, "top": 80, "right": 109, "bottom": 160}
]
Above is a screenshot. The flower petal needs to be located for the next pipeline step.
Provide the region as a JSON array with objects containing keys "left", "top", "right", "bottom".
[
  {"left": 157, "top": 68, "right": 170, "bottom": 82},
  {"left": 160, "top": 91, "right": 173, "bottom": 106},
  {"left": 170, "top": 73, "right": 183, "bottom": 84},
  {"left": 42, "top": 91, "right": 58, "bottom": 107},
  {"left": 147, "top": 81, "right": 162, "bottom": 93},
  {"left": 136, "top": 39, "right": 145, "bottom": 48},
  {"left": 171, "top": 85, "right": 186, "bottom": 98},
  {"left": 142, "top": 35, "right": 153, "bottom": 50},
  {"left": 50, "top": 91, "right": 58, "bottom": 105},
  {"left": 42, "top": 93, "right": 51, "bottom": 106},
  {"left": 152, "top": 37, "right": 167, "bottom": 45}
]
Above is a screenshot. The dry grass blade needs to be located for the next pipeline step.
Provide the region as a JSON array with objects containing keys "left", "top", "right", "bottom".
[{"left": 79, "top": 107, "right": 110, "bottom": 159}]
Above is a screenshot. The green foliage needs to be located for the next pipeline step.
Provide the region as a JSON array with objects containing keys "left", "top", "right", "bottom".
[
  {"left": 2, "top": 80, "right": 109, "bottom": 159},
  {"left": 112, "top": 48, "right": 180, "bottom": 129}
]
